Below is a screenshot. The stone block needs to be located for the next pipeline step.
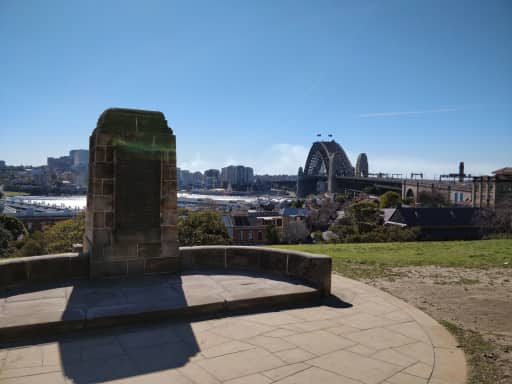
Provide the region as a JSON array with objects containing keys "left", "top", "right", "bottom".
[
  {"left": 94, "top": 163, "right": 113, "bottom": 178},
  {"left": 260, "top": 250, "right": 287, "bottom": 274},
  {"left": 127, "top": 259, "right": 145, "bottom": 275},
  {"left": 162, "top": 165, "right": 176, "bottom": 181},
  {"left": 161, "top": 197, "right": 177, "bottom": 210},
  {"left": 287, "top": 253, "right": 331, "bottom": 294},
  {"left": 28, "top": 257, "right": 71, "bottom": 282},
  {"left": 226, "top": 247, "right": 260, "bottom": 271},
  {"left": 162, "top": 180, "right": 177, "bottom": 198},
  {"left": 145, "top": 257, "right": 179, "bottom": 274},
  {"left": 105, "top": 212, "right": 113, "bottom": 228},
  {"left": 95, "top": 147, "right": 106, "bottom": 162},
  {"left": 92, "top": 196, "right": 112, "bottom": 211},
  {"left": 160, "top": 211, "right": 177, "bottom": 226},
  {"left": 0, "top": 261, "right": 27, "bottom": 288},
  {"left": 102, "top": 179, "right": 113, "bottom": 195},
  {"left": 161, "top": 226, "right": 178, "bottom": 242},
  {"left": 96, "top": 133, "right": 112, "bottom": 146},
  {"left": 93, "top": 212, "right": 105, "bottom": 228},
  {"left": 70, "top": 255, "right": 89, "bottom": 278},
  {"left": 180, "top": 247, "right": 225, "bottom": 269},
  {"left": 92, "top": 229, "right": 111, "bottom": 246},
  {"left": 138, "top": 243, "right": 161, "bottom": 258},
  {"left": 91, "top": 261, "right": 126, "bottom": 278}
]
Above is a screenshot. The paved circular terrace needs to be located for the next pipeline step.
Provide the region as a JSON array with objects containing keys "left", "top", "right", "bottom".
[{"left": 0, "top": 273, "right": 466, "bottom": 384}]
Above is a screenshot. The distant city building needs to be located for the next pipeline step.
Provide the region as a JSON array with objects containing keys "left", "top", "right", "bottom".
[
  {"left": 70, "top": 149, "right": 89, "bottom": 167},
  {"left": 472, "top": 167, "right": 512, "bottom": 209},
  {"left": 47, "top": 155, "right": 72, "bottom": 171},
  {"left": 204, "top": 169, "right": 220, "bottom": 188},
  {"left": 192, "top": 171, "right": 204, "bottom": 188},
  {"left": 221, "top": 165, "right": 254, "bottom": 189},
  {"left": 0, "top": 160, "right": 5, "bottom": 168}
]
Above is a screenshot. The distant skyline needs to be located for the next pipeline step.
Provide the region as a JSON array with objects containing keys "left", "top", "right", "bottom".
[{"left": 1, "top": 0, "right": 511, "bottom": 178}]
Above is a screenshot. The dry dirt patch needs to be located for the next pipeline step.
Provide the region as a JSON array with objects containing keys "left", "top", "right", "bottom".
[{"left": 363, "top": 267, "right": 512, "bottom": 384}]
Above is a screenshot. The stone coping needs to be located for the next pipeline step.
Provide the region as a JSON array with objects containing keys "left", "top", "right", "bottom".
[
  {"left": 0, "top": 246, "right": 332, "bottom": 296},
  {"left": 0, "top": 253, "right": 88, "bottom": 290}
]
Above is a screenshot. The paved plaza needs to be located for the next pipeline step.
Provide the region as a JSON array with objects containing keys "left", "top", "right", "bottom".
[{"left": 0, "top": 273, "right": 466, "bottom": 383}]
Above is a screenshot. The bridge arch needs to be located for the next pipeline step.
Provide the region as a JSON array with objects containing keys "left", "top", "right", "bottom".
[
  {"left": 304, "top": 141, "right": 354, "bottom": 178},
  {"left": 405, "top": 188, "right": 415, "bottom": 202},
  {"left": 298, "top": 141, "right": 355, "bottom": 196}
]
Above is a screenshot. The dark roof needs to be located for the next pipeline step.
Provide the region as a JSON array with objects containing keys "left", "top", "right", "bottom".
[
  {"left": 233, "top": 216, "right": 250, "bottom": 226},
  {"left": 281, "top": 207, "right": 308, "bottom": 217},
  {"left": 229, "top": 215, "right": 264, "bottom": 227},
  {"left": 388, "top": 207, "right": 482, "bottom": 227}
]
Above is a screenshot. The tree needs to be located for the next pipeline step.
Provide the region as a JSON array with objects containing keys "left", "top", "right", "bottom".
[
  {"left": 43, "top": 213, "right": 85, "bottom": 254},
  {"left": 348, "top": 201, "right": 382, "bottom": 226},
  {"left": 0, "top": 226, "right": 13, "bottom": 257},
  {"left": 282, "top": 220, "right": 309, "bottom": 244},
  {"left": 265, "top": 224, "right": 280, "bottom": 244},
  {"left": 0, "top": 214, "right": 27, "bottom": 257},
  {"left": 0, "top": 214, "right": 27, "bottom": 240},
  {"left": 178, "top": 209, "right": 230, "bottom": 246},
  {"left": 290, "top": 199, "right": 305, "bottom": 208},
  {"left": 379, "top": 191, "right": 402, "bottom": 208},
  {"left": 417, "top": 191, "right": 448, "bottom": 208}
]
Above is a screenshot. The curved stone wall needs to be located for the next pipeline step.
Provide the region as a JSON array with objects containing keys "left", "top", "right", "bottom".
[
  {"left": 180, "top": 246, "right": 331, "bottom": 295},
  {"left": 0, "top": 253, "right": 88, "bottom": 289},
  {"left": 0, "top": 247, "right": 332, "bottom": 295}
]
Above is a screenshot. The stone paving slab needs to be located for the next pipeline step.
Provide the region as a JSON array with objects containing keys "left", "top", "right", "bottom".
[
  {"left": 0, "top": 273, "right": 467, "bottom": 384},
  {"left": 0, "top": 272, "right": 319, "bottom": 341}
]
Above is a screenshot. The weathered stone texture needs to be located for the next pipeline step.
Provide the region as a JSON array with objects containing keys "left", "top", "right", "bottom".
[{"left": 84, "top": 108, "right": 178, "bottom": 278}]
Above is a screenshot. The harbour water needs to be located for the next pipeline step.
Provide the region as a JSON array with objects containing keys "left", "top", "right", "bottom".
[{"left": 6, "top": 192, "right": 289, "bottom": 210}]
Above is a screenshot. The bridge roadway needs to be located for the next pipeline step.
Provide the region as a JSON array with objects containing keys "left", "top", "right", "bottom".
[{"left": 298, "top": 174, "right": 403, "bottom": 196}]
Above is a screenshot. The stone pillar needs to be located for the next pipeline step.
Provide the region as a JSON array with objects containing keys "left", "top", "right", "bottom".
[{"left": 84, "top": 108, "right": 178, "bottom": 278}]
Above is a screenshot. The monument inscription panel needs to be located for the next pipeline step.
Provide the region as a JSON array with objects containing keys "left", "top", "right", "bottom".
[{"left": 115, "top": 155, "right": 161, "bottom": 231}]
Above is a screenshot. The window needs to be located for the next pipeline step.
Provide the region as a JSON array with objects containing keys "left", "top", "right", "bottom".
[
  {"left": 239, "top": 231, "right": 244, "bottom": 241},
  {"left": 248, "top": 231, "right": 253, "bottom": 240},
  {"left": 459, "top": 192, "right": 463, "bottom": 201},
  {"left": 454, "top": 192, "right": 458, "bottom": 203},
  {"left": 257, "top": 231, "right": 263, "bottom": 241}
]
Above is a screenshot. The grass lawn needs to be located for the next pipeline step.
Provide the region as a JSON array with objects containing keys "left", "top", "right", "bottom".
[
  {"left": 274, "top": 239, "right": 512, "bottom": 279},
  {"left": 2, "top": 191, "right": 30, "bottom": 197}
]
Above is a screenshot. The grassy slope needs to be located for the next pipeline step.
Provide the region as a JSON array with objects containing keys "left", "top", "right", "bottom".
[{"left": 273, "top": 239, "right": 512, "bottom": 269}]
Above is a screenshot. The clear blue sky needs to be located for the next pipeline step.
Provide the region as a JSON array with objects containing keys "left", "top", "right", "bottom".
[{"left": 1, "top": 0, "right": 511, "bottom": 177}]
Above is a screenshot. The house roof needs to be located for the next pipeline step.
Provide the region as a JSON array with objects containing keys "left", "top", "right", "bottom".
[
  {"left": 387, "top": 207, "right": 482, "bottom": 227},
  {"left": 493, "top": 167, "right": 512, "bottom": 175},
  {"left": 281, "top": 207, "right": 308, "bottom": 217}
]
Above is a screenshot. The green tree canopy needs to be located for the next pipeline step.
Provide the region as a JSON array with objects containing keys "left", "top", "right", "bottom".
[
  {"left": 379, "top": 191, "right": 402, "bottom": 208},
  {"left": 42, "top": 213, "right": 85, "bottom": 254},
  {"left": 0, "top": 214, "right": 27, "bottom": 240},
  {"left": 178, "top": 209, "right": 230, "bottom": 246},
  {"left": 418, "top": 191, "right": 448, "bottom": 208}
]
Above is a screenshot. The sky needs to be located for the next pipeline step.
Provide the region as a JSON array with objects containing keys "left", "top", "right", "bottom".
[{"left": 0, "top": 0, "right": 511, "bottom": 178}]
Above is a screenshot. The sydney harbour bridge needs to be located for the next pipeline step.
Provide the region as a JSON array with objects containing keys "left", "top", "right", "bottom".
[{"left": 297, "top": 140, "right": 402, "bottom": 197}]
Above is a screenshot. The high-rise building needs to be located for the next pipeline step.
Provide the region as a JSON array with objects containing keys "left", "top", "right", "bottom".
[
  {"left": 221, "top": 165, "right": 254, "bottom": 189},
  {"left": 70, "top": 150, "right": 89, "bottom": 167},
  {"left": 204, "top": 169, "right": 220, "bottom": 188}
]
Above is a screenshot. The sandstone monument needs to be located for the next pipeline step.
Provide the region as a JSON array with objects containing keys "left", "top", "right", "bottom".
[{"left": 84, "top": 108, "right": 178, "bottom": 278}]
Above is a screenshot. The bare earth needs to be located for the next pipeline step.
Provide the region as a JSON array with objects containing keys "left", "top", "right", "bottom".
[{"left": 363, "top": 267, "right": 512, "bottom": 383}]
